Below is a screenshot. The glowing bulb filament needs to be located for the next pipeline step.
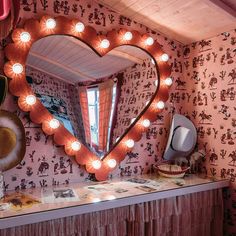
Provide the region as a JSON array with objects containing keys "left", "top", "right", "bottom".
[
  {"left": 126, "top": 139, "right": 135, "bottom": 148},
  {"left": 142, "top": 119, "right": 151, "bottom": 128},
  {"left": 145, "top": 37, "right": 154, "bottom": 46},
  {"left": 165, "top": 77, "right": 173, "bottom": 86},
  {"left": 75, "top": 22, "right": 85, "bottom": 32},
  {"left": 46, "top": 18, "right": 56, "bottom": 29},
  {"left": 156, "top": 101, "right": 165, "bottom": 110},
  {"left": 20, "top": 32, "right": 31, "bottom": 43},
  {"left": 92, "top": 160, "right": 102, "bottom": 169},
  {"left": 49, "top": 118, "right": 60, "bottom": 129},
  {"left": 124, "top": 32, "right": 133, "bottom": 40},
  {"left": 100, "top": 39, "right": 110, "bottom": 49},
  {"left": 107, "top": 159, "right": 117, "bottom": 168},
  {"left": 12, "top": 63, "right": 23, "bottom": 74},
  {"left": 71, "top": 141, "right": 81, "bottom": 151},
  {"left": 161, "top": 53, "right": 169, "bottom": 62},
  {"left": 26, "top": 95, "right": 36, "bottom": 105}
]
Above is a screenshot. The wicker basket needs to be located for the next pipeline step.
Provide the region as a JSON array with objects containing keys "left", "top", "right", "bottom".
[{"left": 154, "top": 164, "right": 189, "bottom": 178}]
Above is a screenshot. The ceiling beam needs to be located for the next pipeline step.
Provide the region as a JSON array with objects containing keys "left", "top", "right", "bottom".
[
  {"left": 67, "top": 37, "right": 144, "bottom": 64},
  {"left": 29, "top": 51, "right": 97, "bottom": 82},
  {"left": 205, "top": 0, "right": 236, "bottom": 18}
]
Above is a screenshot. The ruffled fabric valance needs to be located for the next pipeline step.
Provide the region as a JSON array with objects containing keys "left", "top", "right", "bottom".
[{"left": 0, "top": 189, "right": 223, "bottom": 236}]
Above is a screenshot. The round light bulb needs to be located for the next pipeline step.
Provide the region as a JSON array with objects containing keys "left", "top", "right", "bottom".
[
  {"left": 12, "top": 63, "right": 23, "bottom": 74},
  {"left": 161, "top": 53, "right": 169, "bottom": 62},
  {"left": 49, "top": 118, "right": 60, "bottom": 129},
  {"left": 75, "top": 22, "right": 85, "bottom": 32},
  {"left": 107, "top": 159, "right": 117, "bottom": 168},
  {"left": 46, "top": 18, "right": 56, "bottom": 29},
  {"left": 100, "top": 39, "right": 110, "bottom": 49},
  {"left": 142, "top": 119, "right": 151, "bottom": 128},
  {"left": 126, "top": 139, "right": 135, "bottom": 148},
  {"left": 25, "top": 95, "right": 36, "bottom": 105},
  {"left": 20, "top": 32, "right": 31, "bottom": 43},
  {"left": 92, "top": 160, "right": 102, "bottom": 169},
  {"left": 156, "top": 101, "right": 165, "bottom": 110},
  {"left": 155, "top": 80, "right": 158, "bottom": 86},
  {"left": 124, "top": 31, "right": 133, "bottom": 40},
  {"left": 71, "top": 141, "right": 81, "bottom": 151},
  {"left": 145, "top": 37, "right": 154, "bottom": 46},
  {"left": 165, "top": 77, "right": 173, "bottom": 86}
]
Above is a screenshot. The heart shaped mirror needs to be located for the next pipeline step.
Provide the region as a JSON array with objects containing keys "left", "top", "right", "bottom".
[{"left": 4, "top": 16, "right": 172, "bottom": 180}]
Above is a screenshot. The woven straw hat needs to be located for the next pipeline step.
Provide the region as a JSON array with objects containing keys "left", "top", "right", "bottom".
[{"left": 0, "top": 110, "right": 26, "bottom": 171}]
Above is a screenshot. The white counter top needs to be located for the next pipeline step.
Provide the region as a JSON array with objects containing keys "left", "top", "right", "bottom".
[{"left": 0, "top": 174, "right": 229, "bottom": 229}]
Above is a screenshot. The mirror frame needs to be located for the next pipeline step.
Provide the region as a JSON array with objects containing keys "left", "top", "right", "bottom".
[{"left": 4, "top": 15, "right": 172, "bottom": 181}]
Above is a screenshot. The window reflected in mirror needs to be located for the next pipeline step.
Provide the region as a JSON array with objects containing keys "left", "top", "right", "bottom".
[{"left": 86, "top": 83, "right": 117, "bottom": 157}]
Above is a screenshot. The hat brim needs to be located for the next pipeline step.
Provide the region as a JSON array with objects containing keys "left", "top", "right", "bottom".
[
  {"left": 0, "top": 110, "right": 26, "bottom": 171},
  {"left": 163, "top": 114, "right": 197, "bottom": 161}
]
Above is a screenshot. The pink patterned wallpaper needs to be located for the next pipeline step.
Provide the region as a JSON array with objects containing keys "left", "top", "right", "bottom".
[
  {"left": 0, "top": 0, "right": 235, "bottom": 234},
  {"left": 178, "top": 30, "right": 236, "bottom": 236}
]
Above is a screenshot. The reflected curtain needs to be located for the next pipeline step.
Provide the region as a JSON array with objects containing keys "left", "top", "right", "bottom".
[
  {"left": 0, "top": 189, "right": 224, "bottom": 236},
  {"left": 98, "top": 80, "right": 114, "bottom": 151},
  {"left": 109, "top": 73, "right": 123, "bottom": 148},
  {"left": 78, "top": 86, "right": 91, "bottom": 145}
]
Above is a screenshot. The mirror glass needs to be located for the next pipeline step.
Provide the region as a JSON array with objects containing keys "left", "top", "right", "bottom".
[{"left": 26, "top": 35, "right": 158, "bottom": 158}]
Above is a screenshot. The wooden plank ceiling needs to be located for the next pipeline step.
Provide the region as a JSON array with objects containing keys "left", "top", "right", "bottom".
[
  {"left": 26, "top": 35, "right": 151, "bottom": 84},
  {"left": 98, "top": 0, "right": 236, "bottom": 44}
]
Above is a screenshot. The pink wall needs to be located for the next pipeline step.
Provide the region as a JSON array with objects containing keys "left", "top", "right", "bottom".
[
  {"left": 0, "top": 0, "right": 235, "bottom": 234},
  {"left": 178, "top": 29, "right": 236, "bottom": 235}
]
